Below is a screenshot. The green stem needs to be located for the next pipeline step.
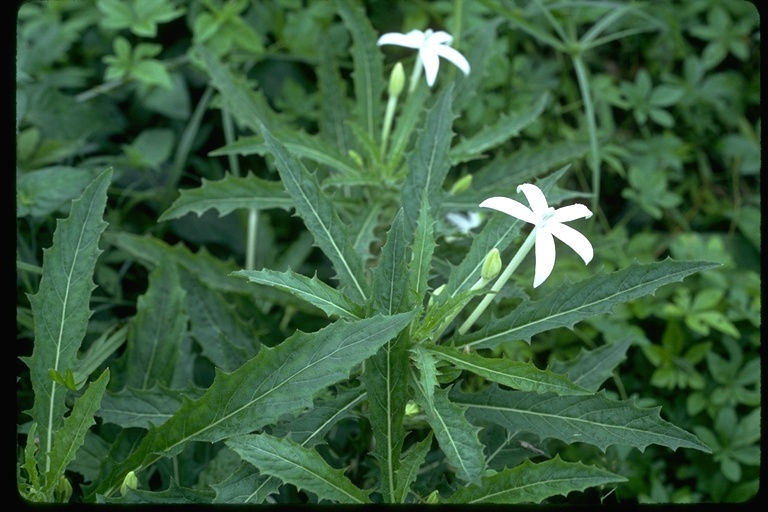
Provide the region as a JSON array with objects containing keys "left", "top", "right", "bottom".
[
  {"left": 380, "top": 94, "right": 398, "bottom": 160},
  {"left": 408, "top": 56, "right": 423, "bottom": 94},
  {"left": 222, "top": 110, "right": 259, "bottom": 270},
  {"left": 572, "top": 54, "right": 601, "bottom": 213},
  {"left": 458, "top": 229, "right": 537, "bottom": 335}
]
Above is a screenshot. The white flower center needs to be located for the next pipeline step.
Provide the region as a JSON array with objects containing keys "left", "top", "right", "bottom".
[{"left": 538, "top": 207, "right": 556, "bottom": 228}]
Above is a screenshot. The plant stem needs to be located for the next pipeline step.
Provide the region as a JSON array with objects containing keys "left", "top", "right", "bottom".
[
  {"left": 572, "top": 54, "right": 601, "bottom": 213},
  {"left": 408, "top": 56, "right": 423, "bottom": 94},
  {"left": 380, "top": 94, "right": 398, "bottom": 160},
  {"left": 458, "top": 229, "right": 537, "bottom": 335}
]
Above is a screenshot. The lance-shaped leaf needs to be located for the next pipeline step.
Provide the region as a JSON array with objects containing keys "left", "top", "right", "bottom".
[
  {"left": 158, "top": 173, "right": 291, "bottom": 222},
  {"left": 216, "top": 388, "right": 366, "bottom": 504},
  {"left": 22, "top": 168, "right": 112, "bottom": 473},
  {"left": 99, "top": 385, "right": 185, "bottom": 429},
  {"left": 402, "top": 85, "right": 455, "bottom": 240},
  {"left": 45, "top": 369, "right": 110, "bottom": 496},
  {"left": 409, "top": 345, "right": 440, "bottom": 409},
  {"left": 318, "top": 41, "right": 352, "bottom": 154},
  {"left": 414, "top": 386, "right": 484, "bottom": 485},
  {"left": 227, "top": 433, "right": 370, "bottom": 504},
  {"left": 232, "top": 268, "right": 363, "bottom": 320},
  {"left": 550, "top": 338, "right": 633, "bottom": 392},
  {"left": 394, "top": 433, "right": 433, "bottom": 503},
  {"left": 409, "top": 192, "right": 436, "bottom": 301},
  {"left": 426, "top": 344, "right": 591, "bottom": 396},
  {"left": 209, "top": 133, "right": 360, "bottom": 175},
  {"left": 459, "top": 259, "right": 720, "bottom": 350},
  {"left": 444, "top": 167, "right": 567, "bottom": 297},
  {"left": 446, "top": 455, "right": 626, "bottom": 504},
  {"left": 452, "top": 385, "right": 712, "bottom": 453},
  {"left": 196, "top": 45, "right": 277, "bottom": 134},
  {"left": 364, "top": 329, "right": 410, "bottom": 502},
  {"left": 450, "top": 92, "right": 550, "bottom": 164},
  {"left": 259, "top": 123, "right": 370, "bottom": 304},
  {"left": 179, "top": 267, "right": 259, "bottom": 372},
  {"left": 123, "top": 258, "right": 187, "bottom": 389},
  {"left": 371, "top": 210, "right": 411, "bottom": 315},
  {"left": 337, "top": 0, "right": 384, "bottom": 142},
  {"left": 86, "top": 312, "right": 414, "bottom": 499}
]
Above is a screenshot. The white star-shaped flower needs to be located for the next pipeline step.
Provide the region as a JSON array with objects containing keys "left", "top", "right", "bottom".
[
  {"left": 481, "top": 184, "right": 593, "bottom": 287},
  {"left": 377, "top": 29, "right": 470, "bottom": 87}
]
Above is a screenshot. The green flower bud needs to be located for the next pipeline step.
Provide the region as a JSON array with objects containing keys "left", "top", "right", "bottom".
[
  {"left": 426, "top": 490, "right": 440, "bottom": 504},
  {"left": 481, "top": 248, "right": 502, "bottom": 281},
  {"left": 121, "top": 471, "right": 138, "bottom": 495},
  {"left": 388, "top": 62, "right": 405, "bottom": 97},
  {"left": 449, "top": 174, "right": 473, "bottom": 195}
]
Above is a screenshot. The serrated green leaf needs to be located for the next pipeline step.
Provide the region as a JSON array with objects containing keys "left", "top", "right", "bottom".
[
  {"left": 394, "top": 432, "right": 433, "bottom": 503},
  {"left": 402, "top": 85, "right": 455, "bottom": 240},
  {"left": 446, "top": 455, "right": 626, "bottom": 504},
  {"left": 22, "top": 168, "right": 112, "bottom": 474},
  {"left": 409, "top": 192, "right": 436, "bottom": 301},
  {"left": 159, "top": 173, "right": 291, "bottom": 222},
  {"left": 86, "top": 312, "right": 414, "bottom": 499},
  {"left": 414, "top": 386, "right": 484, "bottom": 485},
  {"left": 196, "top": 45, "right": 279, "bottom": 133},
  {"left": 351, "top": 202, "right": 382, "bottom": 264},
  {"left": 364, "top": 329, "right": 410, "bottom": 502},
  {"left": 99, "top": 385, "right": 185, "bottom": 429},
  {"left": 409, "top": 345, "right": 440, "bottom": 409},
  {"left": 212, "top": 464, "right": 276, "bottom": 504},
  {"left": 123, "top": 258, "right": 187, "bottom": 389},
  {"left": 415, "top": 288, "right": 485, "bottom": 342},
  {"left": 459, "top": 259, "right": 720, "bottom": 350},
  {"left": 22, "top": 423, "right": 40, "bottom": 490},
  {"left": 550, "top": 338, "right": 633, "bottom": 392},
  {"left": 337, "top": 0, "right": 384, "bottom": 142},
  {"left": 231, "top": 268, "right": 363, "bottom": 320},
  {"left": 450, "top": 92, "right": 550, "bottom": 163},
  {"left": 227, "top": 433, "right": 370, "bottom": 504},
  {"left": 452, "top": 385, "right": 712, "bottom": 453},
  {"left": 46, "top": 369, "right": 110, "bottom": 496},
  {"left": 426, "top": 344, "right": 591, "bottom": 396},
  {"left": 444, "top": 167, "right": 567, "bottom": 297},
  {"left": 210, "top": 133, "right": 360, "bottom": 175},
  {"left": 318, "top": 42, "right": 352, "bottom": 155},
  {"left": 178, "top": 267, "right": 259, "bottom": 372},
  {"left": 371, "top": 210, "right": 411, "bottom": 315},
  {"left": 259, "top": 124, "right": 370, "bottom": 303}
]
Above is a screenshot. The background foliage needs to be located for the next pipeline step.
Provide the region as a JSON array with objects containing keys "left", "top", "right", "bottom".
[{"left": 16, "top": 0, "right": 759, "bottom": 504}]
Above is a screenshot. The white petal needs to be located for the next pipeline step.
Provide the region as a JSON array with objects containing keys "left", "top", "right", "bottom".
[
  {"left": 426, "top": 30, "right": 454, "bottom": 46},
  {"left": 480, "top": 196, "right": 537, "bottom": 224},
  {"left": 549, "top": 222, "right": 594, "bottom": 264},
  {"left": 551, "top": 203, "right": 592, "bottom": 223},
  {"left": 434, "top": 45, "right": 470, "bottom": 75},
  {"left": 533, "top": 228, "right": 556, "bottom": 287},
  {"left": 517, "top": 183, "right": 549, "bottom": 214},
  {"left": 377, "top": 30, "right": 425, "bottom": 48},
  {"left": 420, "top": 48, "right": 441, "bottom": 86}
]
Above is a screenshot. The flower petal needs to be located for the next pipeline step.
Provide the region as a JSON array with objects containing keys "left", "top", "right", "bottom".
[
  {"left": 434, "top": 45, "right": 470, "bottom": 75},
  {"left": 551, "top": 203, "right": 592, "bottom": 223},
  {"left": 533, "top": 228, "right": 556, "bottom": 287},
  {"left": 549, "top": 222, "right": 594, "bottom": 264},
  {"left": 377, "top": 30, "right": 425, "bottom": 48},
  {"left": 420, "top": 47, "right": 441, "bottom": 86},
  {"left": 426, "top": 30, "right": 454, "bottom": 46},
  {"left": 517, "top": 183, "right": 549, "bottom": 214},
  {"left": 480, "top": 196, "right": 537, "bottom": 224}
]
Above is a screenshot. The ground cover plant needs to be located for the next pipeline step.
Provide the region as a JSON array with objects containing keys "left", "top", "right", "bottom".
[{"left": 16, "top": 0, "right": 760, "bottom": 504}]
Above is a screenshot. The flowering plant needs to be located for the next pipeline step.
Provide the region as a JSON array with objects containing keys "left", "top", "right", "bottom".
[{"left": 17, "top": 0, "right": 753, "bottom": 506}]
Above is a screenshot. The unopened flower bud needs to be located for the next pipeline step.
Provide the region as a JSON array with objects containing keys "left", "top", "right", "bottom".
[
  {"left": 449, "top": 174, "right": 473, "bottom": 195},
  {"left": 426, "top": 490, "right": 440, "bottom": 504},
  {"left": 481, "top": 248, "right": 502, "bottom": 281},
  {"left": 388, "top": 62, "right": 405, "bottom": 97},
  {"left": 121, "top": 471, "right": 138, "bottom": 495}
]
